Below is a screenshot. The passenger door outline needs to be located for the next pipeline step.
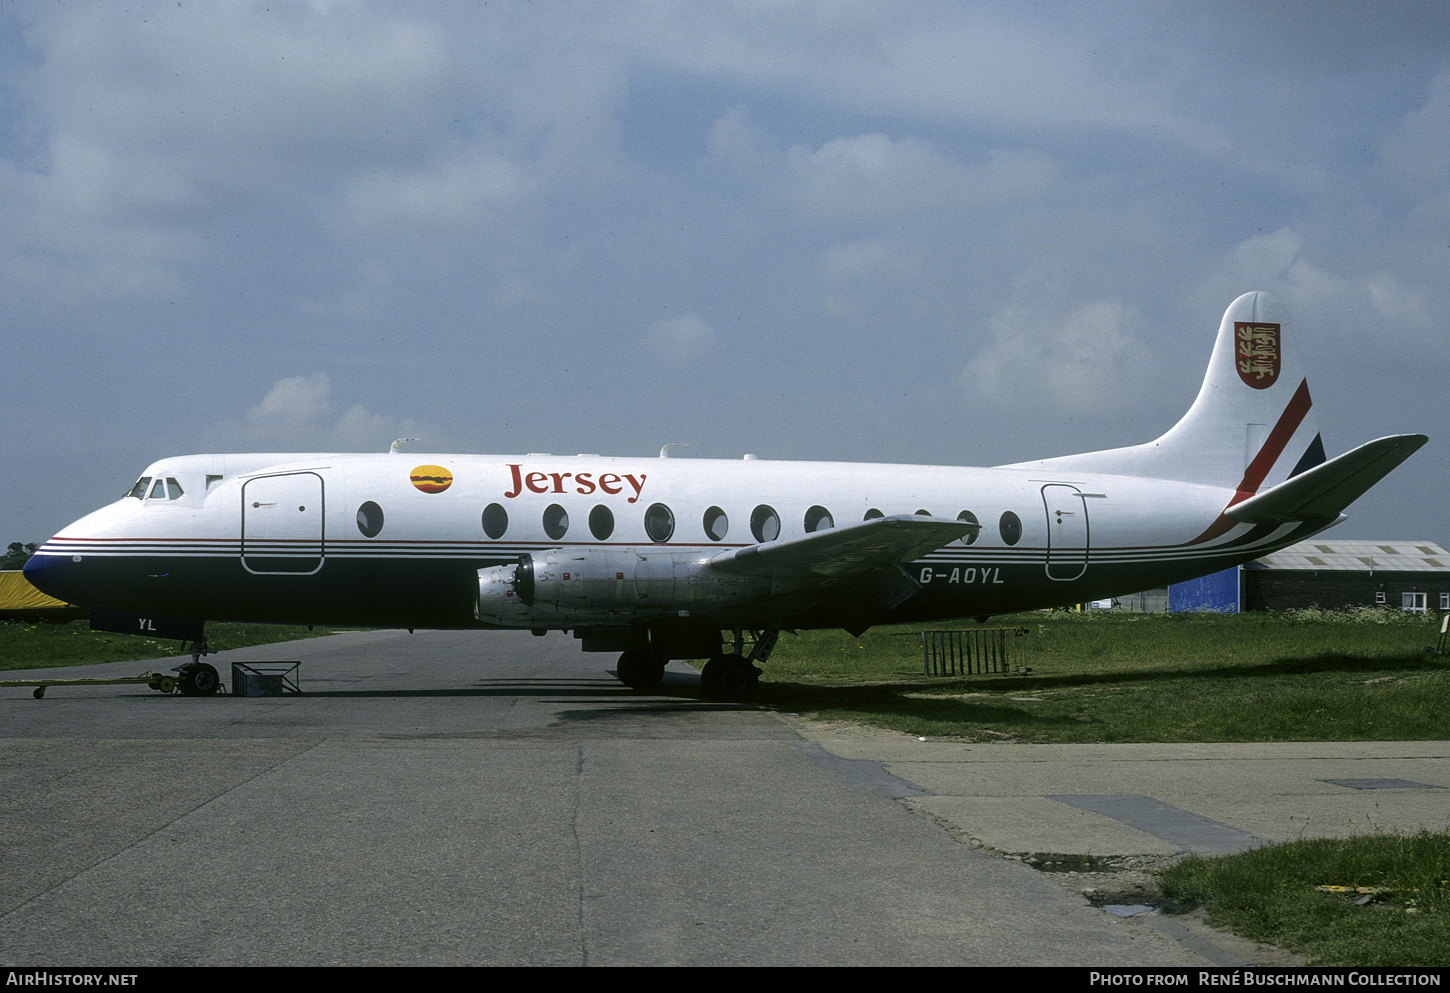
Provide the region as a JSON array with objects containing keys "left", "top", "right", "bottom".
[
  {"left": 1042, "top": 483, "right": 1089, "bottom": 582},
  {"left": 241, "top": 472, "right": 325, "bottom": 575}
]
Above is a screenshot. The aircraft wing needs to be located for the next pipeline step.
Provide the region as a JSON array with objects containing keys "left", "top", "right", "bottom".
[
  {"left": 1226, "top": 434, "right": 1428, "bottom": 524},
  {"left": 709, "top": 514, "right": 978, "bottom": 578}
]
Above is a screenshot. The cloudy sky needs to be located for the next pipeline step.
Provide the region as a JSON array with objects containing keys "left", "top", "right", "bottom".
[{"left": 4, "top": 1, "right": 1446, "bottom": 547}]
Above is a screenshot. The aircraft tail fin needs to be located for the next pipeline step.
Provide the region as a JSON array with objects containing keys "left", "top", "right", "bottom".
[{"left": 1008, "top": 292, "right": 1328, "bottom": 495}]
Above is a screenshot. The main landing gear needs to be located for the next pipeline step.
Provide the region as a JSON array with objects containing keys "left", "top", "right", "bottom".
[
  {"left": 699, "top": 654, "right": 760, "bottom": 700},
  {"left": 615, "top": 649, "right": 666, "bottom": 690},
  {"left": 613, "top": 624, "right": 782, "bottom": 702},
  {"left": 701, "top": 625, "right": 780, "bottom": 701}
]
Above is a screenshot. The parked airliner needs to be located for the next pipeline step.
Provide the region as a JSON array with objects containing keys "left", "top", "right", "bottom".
[{"left": 24, "top": 292, "right": 1426, "bottom": 699}]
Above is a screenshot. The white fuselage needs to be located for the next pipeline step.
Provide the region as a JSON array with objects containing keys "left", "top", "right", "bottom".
[{"left": 27, "top": 449, "right": 1315, "bottom": 636}]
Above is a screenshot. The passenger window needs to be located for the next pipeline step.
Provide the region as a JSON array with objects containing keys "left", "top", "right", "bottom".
[
  {"left": 957, "top": 510, "right": 979, "bottom": 545},
  {"left": 999, "top": 511, "right": 1022, "bottom": 546},
  {"left": 703, "top": 506, "right": 729, "bottom": 541},
  {"left": 543, "top": 504, "right": 569, "bottom": 540},
  {"left": 589, "top": 505, "right": 615, "bottom": 541},
  {"left": 356, "top": 501, "right": 384, "bottom": 538},
  {"left": 482, "top": 503, "right": 509, "bottom": 539},
  {"left": 751, "top": 505, "right": 780, "bottom": 542},
  {"left": 804, "top": 506, "right": 834, "bottom": 532},
  {"left": 863, "top": 508, "right": 884, "bottom": 521},
  {"left": 127, "top": 477, "right": 151, "bottom": 500},
  {"left": 644, "top": 503, "right": 675, "bottom": 543}
]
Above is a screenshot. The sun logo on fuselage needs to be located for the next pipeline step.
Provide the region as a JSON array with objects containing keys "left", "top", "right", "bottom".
[{"left": 410, "top": 465, "right": 453, "bottom": 493}]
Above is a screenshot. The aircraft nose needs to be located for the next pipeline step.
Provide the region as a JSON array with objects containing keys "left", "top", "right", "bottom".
[
  {"left": 22, "top": 539, "right": 93, "bottom": 607},
  {"left": 23, "top": 543, "right": 68, "bottom": 599}
]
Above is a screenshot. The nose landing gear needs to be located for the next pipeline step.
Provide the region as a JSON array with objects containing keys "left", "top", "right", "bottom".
[{"left": 173, "top": 639, "right": 222, "bottom": 696}]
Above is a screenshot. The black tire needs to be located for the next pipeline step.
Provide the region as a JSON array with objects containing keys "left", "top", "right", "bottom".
[
  {"left": 699, "top": 654, "right": 760, "bottom": 701},
  {"left": 616, "top": 649, "right": 665, "bottom": 690},
  {"left": 179, "top": 663, "right": 220, "bottom": 697}
]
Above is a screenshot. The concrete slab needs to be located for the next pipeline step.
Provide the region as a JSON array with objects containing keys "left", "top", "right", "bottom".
[{"left": 790, "top": 724, "right": 1450, "bottom": 855}]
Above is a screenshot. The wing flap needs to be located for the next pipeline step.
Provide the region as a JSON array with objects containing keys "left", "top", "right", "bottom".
[
  {"left": 1226, "top": 434, "right": 1427, "bottom": 524},
  {"left": 709, "top": 515, "right": 977, "bottom": 578}
]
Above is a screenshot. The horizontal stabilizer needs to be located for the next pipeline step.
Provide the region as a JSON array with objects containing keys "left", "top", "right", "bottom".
[
  {"left": 1226, "top": 434, "right": 1428, "bottom": 524},
  {"left": 710, "top": 515, "right": 976, "bottom": 578}
]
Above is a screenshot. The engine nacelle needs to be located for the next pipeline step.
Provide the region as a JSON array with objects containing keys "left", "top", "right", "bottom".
[{"left": 475, "top": 547, "right": 775, "bottom": 627}]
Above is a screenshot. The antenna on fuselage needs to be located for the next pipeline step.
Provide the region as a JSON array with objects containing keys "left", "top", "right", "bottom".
[
  {"left": 659, "top": 444, "right": 689, "bottom": 458},
  {"left": 390, "top": 438, "right": 419, "bottom": 453}
]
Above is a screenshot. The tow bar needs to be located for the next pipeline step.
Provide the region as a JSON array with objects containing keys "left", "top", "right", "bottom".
[
  {"left": 4, "top": 641, "right": 223, "bottom": 698},
  {"left": 2, "top": 671, "right": 179, "bottom": 699}
]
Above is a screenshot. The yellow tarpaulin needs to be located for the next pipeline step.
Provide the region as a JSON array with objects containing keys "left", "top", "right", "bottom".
[{"left": 0, "top": 570, "right": 74, "bottom": 611}]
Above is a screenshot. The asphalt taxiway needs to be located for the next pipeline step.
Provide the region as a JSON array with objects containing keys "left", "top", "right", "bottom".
[{"left": 2, "top": 629, "right": 1445, "bottom": 966}]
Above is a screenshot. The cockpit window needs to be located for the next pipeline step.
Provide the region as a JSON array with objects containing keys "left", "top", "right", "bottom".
[{"left": 137, "top": 476, "right": 184, "bottom": 502}]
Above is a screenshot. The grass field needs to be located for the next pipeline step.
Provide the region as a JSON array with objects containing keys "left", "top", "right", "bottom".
[
  {"left": 0, "top": 618, "right": 334, "bottom": 670},
  {"left": 1159, "top": 831, "right": 1450, "bottom": 967},
  {"left": 760, "top": 608, "right": 1450, "bottom": 743}
]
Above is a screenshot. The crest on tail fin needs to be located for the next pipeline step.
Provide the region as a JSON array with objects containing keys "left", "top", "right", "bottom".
[{"left": 1234, "top": 320, "right": 1281, "bottom": 389}]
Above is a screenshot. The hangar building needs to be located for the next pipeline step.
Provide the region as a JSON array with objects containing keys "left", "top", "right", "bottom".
[
  {"left": 1137, "top": 540, "right": 1450, "bottom": 613},
  {"left": 1240, "top": 539, "right": 1450, "bottom": 613}
]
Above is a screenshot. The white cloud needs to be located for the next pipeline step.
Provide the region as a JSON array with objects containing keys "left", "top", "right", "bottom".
[
  {"left": 818, "top": 239, "right": 912, "bottom": 283},
  {"left": 1368, "top": 273, "right": 1432, "bottom": 323},
  {"left": 816, "top": 239, "right": 920, "bottom": 319},
  {"left": 298, "top": 263, "right": 395, "bottom": 319},
  {"left": 1188, "top": 227, "right": 1351, "bottom": 323},
  {"left": 706, "top": 106, "right": 769, "bottom": 177},
  {"left": 709, "top": 109, "right": 1061, "bottom": 219},
  {"left": 642, "top": 313, "right": 718, "bottom": 366},
  {"left": 960, "top": 299, "right": 1153, "bottom": 419},
  {"left": 1377, "top": 68, "right": 1450, "bottom": 208},
  {"left": 342, "top": 148, "right": 536, "bottom": 232},
  {"left": 631, "top": 4, "right": 1185, "bottom": 137},
  {"left": 210, "top": 372, "right": 442, "bottom": 451},
  {"left": 23, "top": 4, "right": 453, "bottom": 187},
  {"left": 247, "top": 373, "right": 334, "bottom": 429},
  {"left": 1229, "top": 228, "right": 1305, "bottom": 279},
  {"left": 0, "top": 3, "right": 459, "bottom": 307}
]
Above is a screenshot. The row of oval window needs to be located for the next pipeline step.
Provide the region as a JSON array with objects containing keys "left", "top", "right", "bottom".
[{"left": 356, "top": 500, "right": 1025, "bottom": 546}]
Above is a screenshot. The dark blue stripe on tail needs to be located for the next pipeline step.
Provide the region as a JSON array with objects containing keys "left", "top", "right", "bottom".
[{"left": 1288, "top": 433, "right": 1326, "bottom": 477}]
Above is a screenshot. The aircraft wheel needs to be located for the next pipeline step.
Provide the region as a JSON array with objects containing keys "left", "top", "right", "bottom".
[
  {"left": 616, "top": 649, "right": 665, "bottom": 690},
  {"left": 179, "top": 663, "right": 220, "bottom": 697},
  {"left": 700, "top": 654, "right": 760, "bottom": 701}
]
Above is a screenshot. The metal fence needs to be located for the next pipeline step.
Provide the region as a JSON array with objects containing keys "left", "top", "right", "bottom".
[{"left": 919, "top": 627, "right": 1028, "bottom": 676}]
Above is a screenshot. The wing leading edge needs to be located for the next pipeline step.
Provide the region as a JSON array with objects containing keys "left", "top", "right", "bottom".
[
  {"left": 709, "top": 515, "right": 978, "bottom": 578},
  {"left": 708, "top": 515, "right": 978, "bottom": 636}
]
